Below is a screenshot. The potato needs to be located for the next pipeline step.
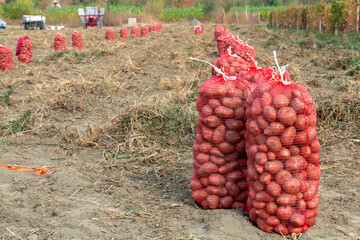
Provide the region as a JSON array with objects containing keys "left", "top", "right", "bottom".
[
  {"left": 225, "top": 130, "right": 241, "bottom": 143},
  {"left": 248, "top": 120, "right": 261, "bottom": 135},
  {"left": 266, "top": 216, "right": 280, "bottom": 226},
  {"left": 225, "top": 119, "right": 243, "bottom": 130},
  {"left": 290, "top": 213, "right": 305, "bottom": 227},
  {"left": 283, "top": 178, "right": 301, "bottom": 194},
  {"left": 210, "top": 156, "right": 225, "bottom": 166},
  {"left": 227, "top": 88, "right": 243, "bottom": 98},
  {"left": 254, "top": 152, "right": 267, "bottom": 165},
  {"left": 249, "top": 208, "right": 257, "bottom": 222},
  {"left": 218, "top": 161, "right": 239, "bottom": 174},
  {"left": 247, "top": 164, "right": 259, "bottom": 180},
  {"left": 200, "top": 177, "right": 210, "bottom": 187},
  {"left": 266, "top": 181, "right": 282, "bottom": 197},
  {"left": 277, "top": 193, "right": 296, "bottom": 206},
  {"left": 197, "top": 153, "right": 210, "bottom": 164},
  {"left": 225, "top": 181, "right": 240, "bottom": 197},
  {"left": 219, "top": 196, "right": 234, "bottom": 208},
  {"left": 303, "top": 182, "right": 318, "bottom": 201},
  {"left": 307, "top": 164, "right": 321, "bottom": 180},
  {"left": 224, "top": 151, "right": 240, "bottom": 162},
  {"left": 266, "top": 202, "right": 277, "bottom": 215},
  {"left": 299, "top": 180, "right": 308, "bottom": 192},
  {"left": 227, "top": 171, "right": 243, "bottom": 182},
  {"left": 201, "top": 105, "right": 213, "bottom": 117},
  {"left": 218, "top": 142, "right": 235, "bottom": 154},
  {"left": 277, "top": 205, "right": 292, "bottom": 220},
  {"left": 248, "top": 145, "right": 258, "bottom": 158},
  {"left": 222, "top": 97, "right": 242, "bottom": 108},
  {"left": 258, "top": 144, "right": 268, "bottom": 153},
  {"left": 307, "top": 153, "right": 319, "bottom": 165},
  {"left": 251, "top": 98, "right": 263, "bottom": 116},
  {"left": 206, "top": 185, "right": 228, "bottom": 196},
  {"left": 277, "top": 148, "right": 291, "bottom": 160},
  {"left": 305, "top": 208, "right": 319, "bottom": 219},
  {"left": 289, "top": 145, "right": 300, "bottom": 156},
  {"left": 254, "top": 180, "right": 265, "bottom": 192},
  {"left": 297, "top": 199, "right": 307, "bottom": 211},
  {"left": 261, "top": 92, "right": 272, "bottom": 107},
  {"left": 210, "top": 147, "right": 225, "bottom": 157},
  {"left": 310, "top": 140, "right": 321, "bottom": 153},
  {"left": 266, "top": 136, "right": 282, "bottom": 152},
  {"left": 273, "top": 95, "right": 289, "bottom": 108},
  {"left": 290, "top": 97, "right": 305, "bottom": 114},
  {"left": 199, "top": 143, "right": 212, "bottom": 153},
  {"left": 253, "top": 201, "right": 266, "bottom": 209},
  {"left": 294, "top": 114, "right": 306, "bottom": 130},
  {"left": 205, "top": 85, "right": 226, "bottom": 99},
  {"left": 267, "top": 152, "right": 276, "bottom": 161},
  {"left": 207, "top": 195, "right": 220, "bottom": 209},
  {"left": 265, "top": 160, "right": 283, "bottom": 174},
  {"left": 300, "top": 146, "right": 311, "bottom": 158},
  {"left": 209, "top": 173, "right": 227, "bottom": 186},
  {"left": 237, "top": 180, "right": 248, "bottom": 190},
  {"left": 257, "top": 115, "right": 269, "bottom": 129},
  {"left": 256, "top": 209, "right": 270, "bottom": 219},
  {"left": 275, "top": 170, "right": 292, "bottom": 185},
  {"left": 264, "top": 122, "right": 285, "bottom": 136},
  {"left": 202, "top": 125, "right": 213, "bottom": 141},
  {"left": 190, "top": 178, "right": 203, "bottom": 190},
  {"left": 208, "top": 99, "right": 221, "bottom": 108},
  {"left": 197, "top": 162, "right": 218, "bottom": 177},
  {"left": 259, "top": 172, "right": 272, "bottom": 185},
  {"left": 257, "top": 218, "right": 274, "bottom": 233},
  {"left": 281, "top": 126, "right": 296, "bottom": 146},
  {"left": 285, "top": 156, "right": 304, "bottom": 173},
  {"left": 255, "top": 191, "right": 275, "bottom": 202},
  {"left": 256, "top": 134, "right": 267, "bottom": 145},
  {"left": 235, "top": 107, "right": 245, "bottom": 119},
  {"left": 192, "top": 190, "right": 208, "bottom": 203},
  {"left": 204, "top": 116, "right": 221, "bottom": 128},
  {"left": 263, "top": 105, "right": 277, "bottom": 122},
  {"left": 212, "top": 125, "right": 226, "bottom": 143},
  {"left": 236, "top": 140, "right": 245, "bottom": 152},
  {"left": 306, "top": 217, "right": 316, "bottom": 227},
  {"left": 307, "top": 196, "right": 319, "bottom": 209},
  {"left": 274, "top": 224, "right": 289, "bottom": 235},
  {"left": 277, "top": 107, "right": 297, "bottom": 126}
]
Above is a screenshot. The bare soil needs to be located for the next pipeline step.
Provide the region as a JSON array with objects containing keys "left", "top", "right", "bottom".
[{"left": 0, "top": 23, "right": 359, "bottom": 240}]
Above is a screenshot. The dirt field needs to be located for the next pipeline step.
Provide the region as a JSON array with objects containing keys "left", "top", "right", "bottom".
[{"left": 0, "top": 23, "right": 359, "bottom": 239}]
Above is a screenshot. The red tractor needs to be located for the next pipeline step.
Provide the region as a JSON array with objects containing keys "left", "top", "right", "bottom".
[{"left": 78, "top": 7, "right": 105, "bottom": 29}]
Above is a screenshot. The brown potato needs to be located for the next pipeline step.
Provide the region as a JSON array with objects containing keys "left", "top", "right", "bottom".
[
  {"left": 205, "top": 85, "right": 226, "bottom": 99},
  {"left": 215, "top": 106, "right": 235, "bottom": 118},
  {"left": 277, "top": 107, "right": 297, "bottom": 126},
  {"left": 273, "top": 95, "right": 289, "bottom": 108},
  {"left": 263, "top": 105, "right": 277, "bottom": 122},
  {"left": 264, "top": 122, "right": 285, "bottom": 136}
]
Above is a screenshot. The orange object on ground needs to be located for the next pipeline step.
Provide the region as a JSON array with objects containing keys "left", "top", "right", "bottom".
[{"left": 0, "top": 164, "right": 49, "bottom": 176}]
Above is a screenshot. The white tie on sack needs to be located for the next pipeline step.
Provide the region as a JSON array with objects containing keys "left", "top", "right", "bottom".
[
  {"left": 194, "top": 25, "right": 201, "bottom": 31},
  {"left": 226, "top": 47, "right": 242, "bottom": 59},
  {"left": 273, "top": 51, "right": 291, "bottom": 85},
  {"left": 189, "top": 57, "right": 237, "bottom": 81}
]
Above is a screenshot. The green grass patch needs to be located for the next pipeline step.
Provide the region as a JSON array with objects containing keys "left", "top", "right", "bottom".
[{"left": 0, "top": 110, "right": 35, "bottom": 134}]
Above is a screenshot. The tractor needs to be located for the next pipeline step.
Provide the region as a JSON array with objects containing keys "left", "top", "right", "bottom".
[{"left": 78, "top": 7, "right": 105, "bottom": 29}]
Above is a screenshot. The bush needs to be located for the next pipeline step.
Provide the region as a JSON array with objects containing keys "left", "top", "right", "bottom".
[
  {"left": 1, "top": 0, "right": 34, "bottom": 19},
  {"left": 161, "top": 7, "right": 204, "bottom": 21}
]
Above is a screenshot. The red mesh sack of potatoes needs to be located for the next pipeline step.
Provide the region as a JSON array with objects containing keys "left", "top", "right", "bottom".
[
  {"left": 72, "top": 31, "right": 83, "bottom": 50},
  {"left": 211, "top": 48, "right": 253, "bottom": 78},
  {"left": 245, "top": 61, "right": 320, "bottom": 235},
  {"left": 54, "top": 33, "right": 66, "bottom": 52},
  {"left": 230, "top": 37, "right": 256, "bottom": 64},
  {"left": 120, "top": 27, "right": 128, "bottom": 40},
  {"left": 0, "top": 45, "right": 14, "bottom": 71},
  {"left": 217, "top": 33, "right": 234, "bottom": 57},
  {"left": 193, "top": 24, "right": 204, "bottom": 35},
  {"left": 191, "top": 60, "right": 252, "bottom": 210},
  {"left": 140, "top": 26, "right": 148, "bottom": 37},
  {"left": 106, "top": 28, "right": 115, "bottom": 41},
  {"left": 16, "top": 36, "right": 32, "bottom": 64},
  {"left": 214, "top": 25, "right": 229, "bottom": 42},
  {"left": 130, "top": 26, "right": 139, "bottom": 37},
  {"left": 148, "top": 25, "right": 154, "bottom": 33}
]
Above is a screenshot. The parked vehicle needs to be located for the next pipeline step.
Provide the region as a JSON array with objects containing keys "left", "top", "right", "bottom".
[
  {"left": 0, "top": 19, "right": 6, "bottom": 29},
  {"left": 21, "top": 15, "right": 46, "bottom": 30},
  {"left": 78, "top": 7, "right": 105, "bottom": 29}
]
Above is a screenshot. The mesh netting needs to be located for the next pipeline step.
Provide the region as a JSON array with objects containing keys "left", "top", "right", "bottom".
[
  {"left": 131, "top": 26, "right": 139, "bottom": 37},
  {"left": 140, "top": 26, "right": 148, "bottom": 37},
  {"left": 245, "top": 71, "right": 320, "bottom": 235},
  {"left": 72, "top": 31, "right": 83, "bottom": 50},
  {"left": 54, "top": 33, "right": 66, "bottom": 51},
  {"left": 216, "top": 34, "right": 256, "bottom": 63},
  {"left": 193, "top": 24, "right": 204, "bottom": 35},
  {"left": 191, "top": 74, "right": 252, "bottom": 210},
  {"left": 0, "top": 46, "right": 14, "bottom": 71},
  {"left": 214, "top": 25, "right": 229, "bottom": 42},
  {"left": 105, "top": 28, "right": 116, "bottom": 41},
  {"left": 120, "top": 27, "right": 128, "bottom": 40},
  {"left": 17, "top": 38, "right": 32, "bottom": 64}
]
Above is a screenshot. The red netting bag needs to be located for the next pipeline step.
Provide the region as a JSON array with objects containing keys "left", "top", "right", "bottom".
[
  {"left": 131, "top": 26, "right": 139, "bottom": 37},
  {"left": 120, "top": 27, "right": 128, "bottom": 40},
  {"left": 245, "top": 56, "right": 320, "bottom": 235},
  {"left": 106, "top": 28, "right": 115, "bottom": 41},
  {"left": 149, "top": 25, "right": 154, "bottom": 33},
  {"left": 193, "top": 24, "right": 204, "bottom": 35},
  {"left": 140, "top": 26, "right": 148, "bottom": 37},
  {"left": 211, "top": 48, "right": 255, "bottom": 78},
  {"left": 214, "top": 25, "right": 229, "bottom": 42},
  {"left": 191, "top": 59, "right": 252, "bottom": 210},
  {"left": 0, "top": 45, "right": 14, "bottom": 71},
  {"left": 72, "top": 31, "right": 83, "bottom": 50},
  {"left": 54, "top": 33, "right": 66, "bottom": 52},
  {"left": 16, "top": 36, "right": 32, "bottom": 64},
  {"left": 217, "top": 34, "right": 256, "bottom": 64}
]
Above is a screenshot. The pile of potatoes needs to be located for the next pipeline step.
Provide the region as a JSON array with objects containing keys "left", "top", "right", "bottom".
[
  {"left": 105, "top": 28, "right": 116, "bottom": 41},
  {"left": 0, "top": 45, "right": 14, "bottom": 71},
  {"left": 130, "top": 26, "right": 139, "bottom": 38},
  {"left": 120, "top": 27, "right": 128, "bottom": 40},
  {"left": 17, "top": 39, "right": 32, "bottom": 64},
  {"left": 54, "top": 33, "right": 66, "bottom": 52},
  {"left": 72, "top": 31, "right": 83, "bottom": 50},
  {"left": 140, "top": 26, "right": 148, "bottom": 37}
]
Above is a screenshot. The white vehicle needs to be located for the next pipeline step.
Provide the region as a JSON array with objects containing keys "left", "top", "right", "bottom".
[{"left": 21, "top": 15, "right": 46, "bottom": 30}]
